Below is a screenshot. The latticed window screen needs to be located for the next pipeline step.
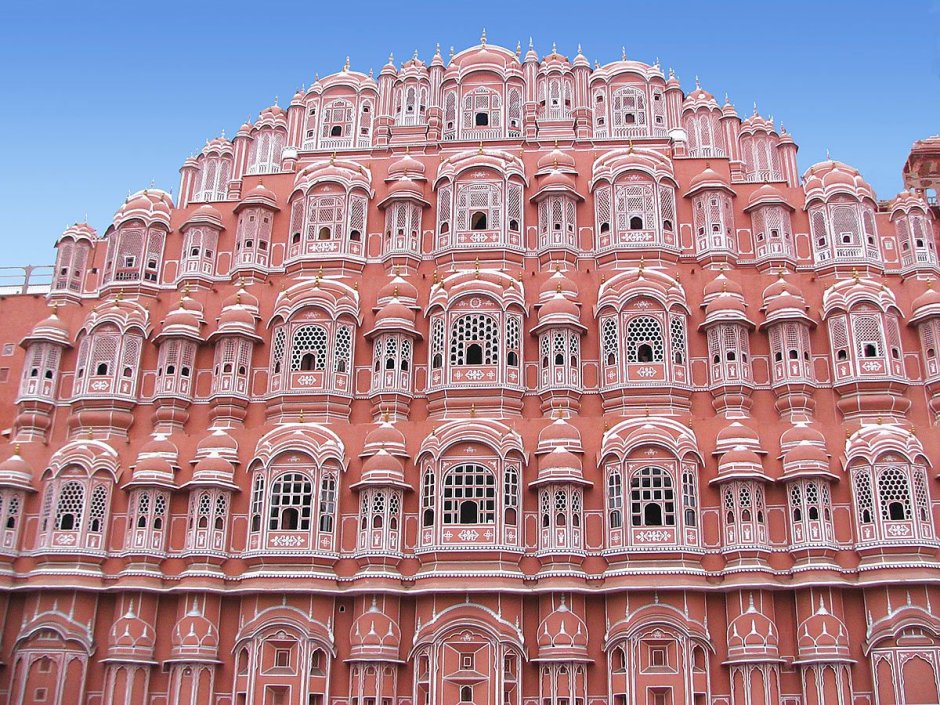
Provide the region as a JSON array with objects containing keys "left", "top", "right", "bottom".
[
  {"left": 268, "top": 473, "right": 313, "bottom": 531},
  {"left": 290, "top": 325, "right": 328, "bottom": 371},
  {"left": 304, "top": 195, "right": 345, "bottom": 242},
  {"left": 854, "top": 470, "right": 874, "bottom": 524},
  {"left": 321, "top": 100, "right": 353, "bottom": 137},
  {"left": 348, "top": 195, "right": 368, "bottom": 239},
  {"left": 271, "top": 327, "right": 286, "bottom": 374},
  {"left": 877, "top": 466, "right": 912, "bottom": 521},
  {"left": 456, "top": 183, "right": 502, "bottom": 230},
  {"left": 611, "top": 86, "right": 648, "bottom": 131},
  {"left": 913, "top": 467, "right": 931, "bottom": 523},
  {"left": 89, "top": 485, "right": 108, "bottom": 532},
  {"left": 602, "top": 317, "right": 619, "bottom": 366},
  {"left": 682, "top": 469, "right": 697, "bottom": 527},
  {"left": 449, "top": 314, "right": 499, "bottom": 366},
  {"left": 248, "top": 130, "right": 286, "bottom": 174},
  {"left": 462, "top": 88, "right": 502, "bottom": 130},
  {"left": 595, "top": 186, "right": 612, "bottom": 233},
  {"left": 852, "top": 315, "right": 884, "bottom": 359},
  {"left": 506, "top": 314, "right": 521, "bottom": 366},
  {"left": 55, "top": 481, "right": 85, "bottom": 531},
  {"left": 670, "top": 315, "right": 687, "bottom": 364},
  {"left": 442, "top": 464, "right": 496, "bottom": 524},
  {"left": 625, "top": 316, "right": 664, "bottom": 363},
  {"left": 334, "top": 326, "right": 353, "bottom": 373},
  {"left": 607, "top": 470, "right": 623, "bottom": 529},
  {"left": 319, "top": 473, "right": 337, "bottom": 533},
  {"left": 630, "top": 467, "right": 675, "bottom": 527},
  {"left": 615, "top": 184, "right": 654, "bottom": 233},
  {"left": 422, "top": 468, "right": 435, "bottom": 527},
  {"left": 504, "top": 465, "right": 519, "bottom": 520}
]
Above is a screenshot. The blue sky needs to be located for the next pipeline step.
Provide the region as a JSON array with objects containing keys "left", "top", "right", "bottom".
[{"left": 1, "top": 0, "right": 938, "bottom": 267}]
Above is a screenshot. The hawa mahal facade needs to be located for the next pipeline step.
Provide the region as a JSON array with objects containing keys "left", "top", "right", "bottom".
[{"left": 2, "top": 34, "right": 940, "bottom": 705}]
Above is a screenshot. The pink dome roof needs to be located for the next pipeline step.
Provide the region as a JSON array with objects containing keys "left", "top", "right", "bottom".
[
  {"left": 56, "top": 222, "right": 98, "bottom": 245},
  {"left": 686, "top": 166, "right": 733, "bottom": 196},
  {"left": 911, "top": 283, "right": 940, "bottom": 324},
  {"left": 535, "top": 446, "right": 586, "bottom": 485},
  {"left": 797, "top": 599, "right": 850, "bottom": 661},
  {"left": 387, "top": 152, "right": 427, "bottom": 180},
  {"left": 112, "top": 189, "right": 174, "bottom": 229},
  {"left": 0, "top": 446, "right": 33, "bottom": 490},
  {"left": 449, "top": 40, "right": 520, "bottom": 72},
  {"left": 727, "top": 599, "right": 779, "bottom": 661},
  {"left": 23, "top": 307, "right": 71, "bottom": 347},
  {"left": 779, "top": 422, "right": 827, "bottom": 450},
  {"left": 236, "top": 182, "right": 280, "bottom": 211},
  {"left": 108, "top": 604, "right": 155, "bottom": 659},
  {"left": 715, "top": 422, "right": 762, "bottom": 454},
  {"left": 537, "top": 148, "right": 577, "bottom": 173},
  {"left": 361, "top": 421, "right": 408, "bottom": 458},
  {"left": 158, "top": 294, "right": 205, "bottom": 341},
  {"left": 355, "top": 449, "right": 406, "bottom": 488},
  {"left": 372, "top": 300, "right": 417, "bottom": 329},
  {"left": 537, "top": 417, "right": 583, "bottom": 454},
  {"left": 802, "top": 160, "right": 876, "bottom": 202},
  {"left": 538, "top": 293, "right": 581, "bottom": 321},
  {"left": 171, "top": 603, "right": 219, "bottom": 659},
  {"left": 703, "top": 271, "right": 744, "bottom": 300},
  {"left": 195, "top": 427, "right": 238, "bottom": 461},
  {"left": 189, "top": 452, "right": 237, "bottom": 488},
  {"left": 349, "top": 600, "right": 401, "bottom": 661},
  {"left": 377, "top": 274, "right": 419, "bottom": 308},
  {"left": 538, "top": 270, "right": 579, "bottom": 301},
  {"left": 536, "top": 598, "right": 590, "bottom": 660},
  {"left": 745, "top": 184, "right": 791, "bottom": 211}
]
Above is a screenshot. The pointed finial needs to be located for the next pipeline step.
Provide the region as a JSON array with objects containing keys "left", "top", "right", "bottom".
[
  {"left": 449, "top": 46, "right": 455, "bottom": 60},
  {"left": 478, "top": 141, "right": 484, "bottom": 155},
  {"left": 753, "top": 101, "right": 759, "bottom": 116},
  {"left": 343, "top": 56, "right": 350, "bottom": 72},
  {"left": 470, "top": 404, "right": 476, "bottom": 418},
  {"left": 695, "top": 75, "right": 700, "bottom": 89},
  {"left": 481, "top": 28, "right": 487, "bottom": 46},
  {"left": 273, "top": 95, "right": 279, "bottom": 106},
  {"left": 577, "top": 43, "right": 582, "bottom": 55},
  {"left": 826, "top": 147, "right": 831, "bottom": 160},
  {"left": 435, "top": 43, "right": 441, "bottom": 57},
  {"left": 368, "top": 67, "right": 373, "bottom": 78},
  {"left": 529, "top": 36, "right": 534, "bottom": 49},
  {"left": 621, "top": 46, "right": 626, "bottom": 61},
  {"left": 413, "top": 49, "right": 419, "bottom": 61},
  {"left": 330, "top": 152, "right": 336, "bottom": 165},
  {"left": 552, "top": 41, "right": 557, "bottom": 55},
  {"left": 515, "top": 41, "right": 521, "bottom": 57}
]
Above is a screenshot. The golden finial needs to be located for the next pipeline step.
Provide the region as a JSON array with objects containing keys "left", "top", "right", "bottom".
[
  {"left": 182, "top": 284, "right": 190, "bottom": 296},
  {"left": 478, "top": 141, "right": 484, "bottom": 155},
  {"left": 927, "top": 278, "right": 935, "bottom": 290},
  {"left": 517, "top": 270, "right": 524, "bottom": 282},
  {"left": 299, "top": 408, "right": 305, "bottom": 423},
  {"left": 432, "top": 271, "right": 439, "bottom": 285},
  {"left": 470, "top": 404, "right": 477, "bottom": 418},
  {"left": 13, "top": 443, "right": 21, "bottom": 456},
  {"left": 480, "top": 28, "right": 487, "bottom": 46},
  {"left": 116, "top": 289, "right": 124, "bottom": 302},
  {"left": 644, "top": 406, "right": 650, "bottom": 417},
  {"left": 474, "top": 258, "right": 481, "bottom": 278},
  {"left": 393, "top": 285, "right": 399, "bottom": 297},
  {"left": 638, "top": 257, "right": 645, "bottom": 275},
  {"left": 852, "top": 268, "right": 860, "bottom": 282},
  {"left": 330, "top": 152, "right": 336, "bottom": 165},
  {"left": 353, "top": 281, "right": 359, "bottom": 291},
  {"left": 382, "top": 408, "right": 391, "bottom": 423},
  {"left": 556, "top": 282, "right": 563, "bottom": 294},
  {"left": 87, "top": 429, "right": 94, "bottom": 440},
  {"left": 628, "top": 139, "right": 635, "bottom": 154},
  {"left": 50, "top": 302, "right": 58, "bottom": 316}
]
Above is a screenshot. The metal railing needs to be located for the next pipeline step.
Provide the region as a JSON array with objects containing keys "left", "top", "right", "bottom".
[{"left": 0, "top": 265, "right": 53, "bottom": 295}]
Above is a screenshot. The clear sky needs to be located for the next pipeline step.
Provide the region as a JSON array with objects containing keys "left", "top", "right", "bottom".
[{"left": 1, "top": 0, "right": 938, "bottom": 268}]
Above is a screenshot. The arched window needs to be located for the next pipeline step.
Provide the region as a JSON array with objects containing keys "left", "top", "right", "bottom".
[
  {"left": 450, "top": 314, "right": 499, "bottom": 366},
  {"left": 625, "top": 316, "right": 664, "bottom": 363},
  {"left": 318, "top": 473, "right": 337, "bottom": 533},
  {"left": 611, "top": 86, "right": 648, "bottom": 136},
  {"left": 289, "top": 325, "right": 328, "bottom": 371},
  {"left": 55, "top": 481, "right": 84, "bottom": 531},
  {"left": 268, "top": 473, "right": 313, "bottom": 531},
  {"left": 607, "top": 470, "right": 623, "bottom": 529},
  {"left": 630, "top": 467, "right": 675, "bottom": 527},
  {"left": 443, "top": 464, "right": 495, "bottom": 525},
  {"left": 422, "top": 468, "right": 435, "bottom": 527},
  {"left": 878, "top": 466, "right": 912, "bottom": 522}
]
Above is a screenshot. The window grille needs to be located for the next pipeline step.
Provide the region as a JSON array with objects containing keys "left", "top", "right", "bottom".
[
  {"left": 334, "top": 326, "right": 352, "bottom": 373},
  {"left": 318, "top": 473, "right": 336, "bottom": 533},
  {"left": 625, "top": 316, "right": 664, "bottom": 363},
  {"left": 670, "top": 315, "right": 687, "bottom": 365},
  {"left": 630, "top": 467, "right": 675, "bottom": 527},
  {"left": 449, "top": 314, "right": 499, "bottom": 366},
  {"left": 442, "top": 464, "right": 496, "bottom": 524},
  {"left": 269, "top": 473, "right": 312, "bottom": 531},
  {"left": 607, "top": 470, "right": 623, "bottom": 529},
  {"left": 877, "top": 466, "right": 912, "bottom": 521},
  {"left": 290, "top": 325, "right": 328, "bottom": 371},
  {"left": 602, "top": 317, "right": 619, "bottom": 366},
  {"left": 55, "top": 481, "right": 84, "bottom": 531}
]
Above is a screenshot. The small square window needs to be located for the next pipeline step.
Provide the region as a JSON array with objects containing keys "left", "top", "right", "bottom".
[
  {"left": 35, "top": 688, "right": 48, "bottom": 702},
  {"left": 2, "top": 343, "right": 13, "bottom": 356},
  {"left": 274, "top": 648, "right": 290, "bottom": 668},
  {"left": 649, "top": 646, "right": 667, "bottom": 668},
  {"left": 461, "top": 653, "right": 474, "bottom": 670}
]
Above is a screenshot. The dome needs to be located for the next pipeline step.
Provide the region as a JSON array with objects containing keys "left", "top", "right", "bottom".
[
  {"left": 537, "top": 292, "right": 581, "bottom": 325},
  {"left": 171, "top": 602, "right": 219, "bottom": 659},
  {"left": 128, "top": 433, "right": 179, "bottom": 488},
  {"left": 188, "top": 451, "right": 237, "bottom": 489},
  {"left": 538, "top": 269, "right": 579, "bottom": 301},
  {"left": 781, "top": 442, "right": 833, "bottom": 480},
  {"left": 0, "top": 446, "right": 33, "bottom": 490},
  {"left": 377, "top": 273, "right": 419, "bottom": 308},
  {"left": 745, "top": 184, "right": 792, "bottom": 211},
  {"left": 236, "top": 182, "right": 280, "bottom": 211},
  {"left": 682, "top": 85, "right": 719, "bottom": 111},
  {"left": 715, "top": 446, "right": 770, "bottom": 483},
  {"left": 891, "top": 189, "right": 931, "bottom": 214},
  {"left": 361, "top": 421, "right": 408, "bottom": 458},
  {"left": 449, "top": 38, "right": 520, "bottom": 73},
  {"left": 536, "top": 598, "right": 590, "bottom": 660},
  {"left": 537, "top": 148, "right": 577, "bottom": 174},
  {"left": 802, "top": 160, "right": 876, "bottom": 203},
  {"left": 212, "top": 285, "right": 261, "bottom": 340},
  {"left": 703, "top": 292, "right": 748, "bottom": 321},
  {"left": 537, "top": 417, "right": 583, "bottom": 454},
  {"left": 910, "top": 283, "right": 940, "bottom": 325},
  {"left": 56, "top": 222, "right": 98, "bottom": 245},
  {"left": 714, "top": 422, "right": 762, "bottom": 455},
  {"left": 183, "top": 203, "right": 223, "bottom": 229},
  {"left": 779, "top": 422, "right": 827, "bottom": 451},
  {"left": 727, "top": 598, "right": 779, "bottom": 661},
  {"left": 349, "top": 600, "right": 401, "bottom": 661},
  {"left": 354, "top": 449, "right": 406, "bottom": 488},
  {"left": 387, "top": 152, "right": 427, "bottom": 180},
  {"left": 685, "top": 166, "right": 733, "bottom": 196},
  {"left": 535, "top": 446, "right": 586, "bottom": 486},
  {"left": 703, "top": 271, "right": 743, "bottom": 301},
  {"left": 108, "top": 603, "right": 155, "bottom": 660},
  {"left": 157, "top": 294, "right": 205, "bottom": 341},
  {"left": 22, "top": 306, "right": 71, "bottom": 347},
  {"left": 369, "top": 300, "right": 418, "bottom": 336},
  {"left": 797, "top": 599, "right": 850, "bottom": 661},
  {"left": 194, "top": 427, "right": 239, "bottom": 462},
  {"left": 112, "top": 189, "right": 174, "bottom": 229}
]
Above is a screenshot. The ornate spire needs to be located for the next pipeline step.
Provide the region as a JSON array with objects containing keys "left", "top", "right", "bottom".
[{"left": 480, "top": 28, "right": 487, "bottom": 46}]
